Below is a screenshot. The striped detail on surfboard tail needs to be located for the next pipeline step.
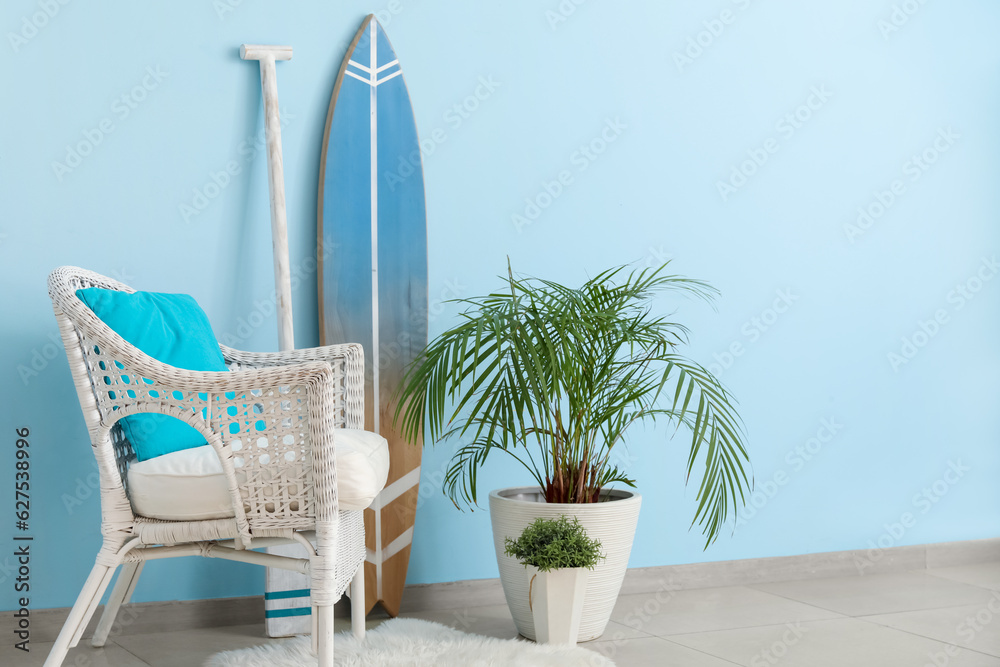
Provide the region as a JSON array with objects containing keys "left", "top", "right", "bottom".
[
  {"left": 380, "top": 467, "right": 421, "bottom": 506},
  {"left": 368, "top": 526, "right": 414, "bottom": 563},
  {"left": 365, "top": 467, "right": 420, "bottom": 565}
]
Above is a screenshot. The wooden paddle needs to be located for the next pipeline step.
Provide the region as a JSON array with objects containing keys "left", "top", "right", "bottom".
[{"left": 240, "top": 43, "right": 312, "bottom": 641}]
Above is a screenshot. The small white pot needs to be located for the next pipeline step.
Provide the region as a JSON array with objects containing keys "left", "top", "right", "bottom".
[{"left": 525, "top": 565, "right": 589, "bottom": 645}]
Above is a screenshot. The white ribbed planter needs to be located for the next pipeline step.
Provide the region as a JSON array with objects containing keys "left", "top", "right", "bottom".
[{"left": 489, "top": 487, "right": 641, "bottom": 642}]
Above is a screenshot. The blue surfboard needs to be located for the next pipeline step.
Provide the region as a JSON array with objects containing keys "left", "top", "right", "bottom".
[{"left": 317, "top": 15, "right": 427, "bottom": 618}]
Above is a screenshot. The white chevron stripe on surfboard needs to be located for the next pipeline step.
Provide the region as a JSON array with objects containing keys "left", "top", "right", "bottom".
[
  {"left": 344, "top": 69, "right": 370, "bottom": 85},
  {"left": 366, "top": 526, "right": 413, "bottom": 564},
  {"left": 346, "top": 57, "right": 401, "bottom": 88},
  {"left": 349, "top": 58, "right": 399, "bottom": 75},
  {"left": 379, "top": 467, "right": 421, "bottom": 506},
  {"left": 375, "top": 70, "right": 402, "bottom": 86},
  {"left": 344, "top": 70, "right": 402, "bottom": 87}
]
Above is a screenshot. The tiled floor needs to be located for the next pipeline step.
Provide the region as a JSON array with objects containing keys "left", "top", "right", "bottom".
[{"left": 25, "top": 562, "right": 1000, "bottom": 666}]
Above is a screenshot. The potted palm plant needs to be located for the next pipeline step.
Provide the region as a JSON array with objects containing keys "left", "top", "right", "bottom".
[
  {"left": 395, "top": 262, "right": 751, "bottom": 641},
  {"left": 504, "top": 516, "right": 604, "bottom": 645}
]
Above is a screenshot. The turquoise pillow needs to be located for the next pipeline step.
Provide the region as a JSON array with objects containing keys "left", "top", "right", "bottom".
[{"left": 76, "top": 288, "right": 228, "bottom": 461}]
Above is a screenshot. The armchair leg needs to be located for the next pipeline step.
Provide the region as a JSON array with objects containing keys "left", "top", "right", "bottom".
[
  {"left": 44, "top": 563, "right": 114, "bottom": 667},
  {"left": 311, "top": 604, "right": 319, "bottom": 655},
  {"left": 91, "top": 561, "right": 143, "bottom": 647},
  {"left": 316, "top": 605, "right": 334, "bottom": 667},
  {"left": 69, "top": 564, "right": 117, "bottom": 648},
  {"left": 351, "top": 564, "right": 365, "bottom": 640}
]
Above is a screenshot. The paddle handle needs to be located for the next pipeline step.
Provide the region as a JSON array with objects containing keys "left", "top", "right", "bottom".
[{"left": 241, "top": 45, "right": 295, "bottom": 352}]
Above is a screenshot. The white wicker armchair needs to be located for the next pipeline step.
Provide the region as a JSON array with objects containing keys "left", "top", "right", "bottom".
[{"left": 45, "top": 266, "right": 368, "bottom": 667}]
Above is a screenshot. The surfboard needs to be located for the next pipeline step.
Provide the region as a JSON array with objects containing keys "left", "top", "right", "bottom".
[{"left": 317, "top": 14, "right": 427, "bottom": 618}]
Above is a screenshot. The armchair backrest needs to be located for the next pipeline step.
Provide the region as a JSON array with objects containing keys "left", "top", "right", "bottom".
[
  {"left": 48, "top": 266, "right": 339, "bottom": 541},
  {"left": 49, "top": 267, "right": 162, "bottom": 536},
  {"left": 49, "top": 266, "right": 137, "bottom": 437}
]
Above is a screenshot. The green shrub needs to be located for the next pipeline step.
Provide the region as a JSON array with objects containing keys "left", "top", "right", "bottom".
[{"left": 504, "top": 516, "right": 604, "bottom": 572}]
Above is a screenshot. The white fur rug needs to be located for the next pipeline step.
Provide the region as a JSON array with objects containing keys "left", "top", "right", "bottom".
[{"left": 203, "top": 618, "right": 615, "bottom": 667}]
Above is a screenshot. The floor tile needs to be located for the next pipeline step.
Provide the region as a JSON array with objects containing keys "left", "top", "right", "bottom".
[
  {"left": 112, "top": 623, "right": 275, "bottom": 667},
  {"left": 751, "top": 571, "right": 996, "bottom": 616},
  {"left": 592, "top": 619, "right": 655, "bottom": 641},
  {"left": 29, "top": 564, "right": 1000, "bottom": 666},
  {"left": 588, "top": 635, "right": 742, "bottom": 667},
  {"left": 609, "top": 585, "right": 843, "bottom": 637},
  {"left": 17, "top": 641, "right": 150, "bottom": 667},
  {"left": 928, "top": 563, "right": 1000, "bottom": 592},
  {"left": 403, "top": 602, "right": 651, "bottom": 643},
  {"left": 863, "top": 599, "right": 1000, "bottom": 658},
  {"left": 668, "top": 617, "right": 1000, "bottom": 667}
]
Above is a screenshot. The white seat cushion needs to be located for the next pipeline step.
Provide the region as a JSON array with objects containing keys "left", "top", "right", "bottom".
[{"left": 127, "top": 428, "right": 390, "bottom": 520}]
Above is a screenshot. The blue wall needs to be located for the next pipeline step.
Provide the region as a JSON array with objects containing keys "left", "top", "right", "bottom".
[{"left": 2, "top": 1, "right": 999, "bottom": 611}]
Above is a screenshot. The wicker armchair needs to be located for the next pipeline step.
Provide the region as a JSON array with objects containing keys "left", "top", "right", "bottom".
[{"left": 45, "top": 266, "right": 368, "bottom": 667}]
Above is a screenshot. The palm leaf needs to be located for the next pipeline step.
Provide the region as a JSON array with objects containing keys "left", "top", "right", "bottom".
[{"left": 393, "top": 261, "right": 752, "bottom": 545}]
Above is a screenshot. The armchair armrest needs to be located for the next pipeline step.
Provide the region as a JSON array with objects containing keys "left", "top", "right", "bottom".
[
  {"left": 220, "top": 342, "right": 363, "bottom": 369},
  {"left": 220, "top": 343, "right": 365, "bottom": 431}
]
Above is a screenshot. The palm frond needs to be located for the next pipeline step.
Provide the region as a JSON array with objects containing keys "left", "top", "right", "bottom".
[{"left": 393, "top": 261, "right": 753, "bottom": 546}]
